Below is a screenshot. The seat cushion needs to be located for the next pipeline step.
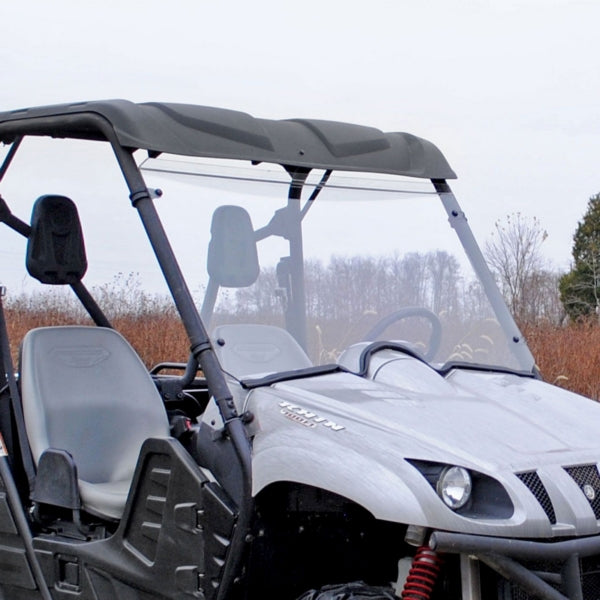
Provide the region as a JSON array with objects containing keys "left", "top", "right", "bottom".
[{"left": 78, "top": 478, "right": 132, "bottom": 521}]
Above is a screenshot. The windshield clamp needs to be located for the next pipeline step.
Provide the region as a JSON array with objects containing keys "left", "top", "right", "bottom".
[{"left": 129, "top": 189, "right": 152, "bottom": 207}]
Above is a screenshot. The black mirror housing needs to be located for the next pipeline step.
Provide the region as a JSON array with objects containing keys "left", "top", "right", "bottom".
[
  {"left": 26, "top": 195, "right": 87, "bottom": 285},
  {"left": 207, "top": 205, "right": 259, "bottom": 288}
]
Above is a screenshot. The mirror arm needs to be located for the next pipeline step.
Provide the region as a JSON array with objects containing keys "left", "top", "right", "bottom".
[
  {"left": 200, "top": 278, "right": 219, "bottom": 328},
  {"left": 0, "top": 136, "right": 22, "bottom": 183},
  {"left": 300, "top": 168, "right": 331, "bottom": 219}
]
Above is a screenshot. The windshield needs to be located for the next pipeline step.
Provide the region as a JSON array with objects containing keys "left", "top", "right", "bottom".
[{"left": 142, "top": 157, "right": 528, "bottom": 376}]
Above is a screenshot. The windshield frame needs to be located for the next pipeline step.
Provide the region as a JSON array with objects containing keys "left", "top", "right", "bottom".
[{"left": 0, "top": 104, "right": 537, "bottom": 382}]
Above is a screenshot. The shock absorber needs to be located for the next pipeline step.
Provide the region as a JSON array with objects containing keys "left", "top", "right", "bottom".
[{"left": 401, "top": 546, "right": 443, "bottom": 600}]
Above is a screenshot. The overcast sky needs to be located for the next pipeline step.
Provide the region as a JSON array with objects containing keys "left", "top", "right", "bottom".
[{"left": 2, "top": 0, "right": 600, "bottom": 289}]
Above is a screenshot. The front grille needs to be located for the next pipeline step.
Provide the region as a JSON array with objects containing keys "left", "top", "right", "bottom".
[
  {"left": 505, "top": 585, "right": 544, "bottom": 600},
  {"left": 498, "top": 559, "right": 562, "bottom": 600},
  {"left": 502, "top": 557, "right": 600, "bottom": 600},
  {"left": 516, "top": 471, "right": 556, "bottom": 524},
  {"left": 507, "top": 586, "right": 529, "bottom": 600},
  {"left": 564, "top": 464, "right": 600, "bottom": 519},
  {"left": 582, "top": 557, "right": 600, "bottom": 600}
]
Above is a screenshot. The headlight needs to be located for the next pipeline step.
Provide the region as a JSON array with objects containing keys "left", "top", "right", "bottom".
[
  {"left": 436, "top": 466, "right": 472, "bottom": 510},
  {"left": 408, "top": 459, "right": 513, "bottom": 518}
]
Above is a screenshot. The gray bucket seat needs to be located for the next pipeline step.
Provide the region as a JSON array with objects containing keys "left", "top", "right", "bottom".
[
  {"left": 212, "top": 323, "right": 312, "bottom": 378},
  {"left": 21, "top": 326, "right": 170, "bottom": 520}
]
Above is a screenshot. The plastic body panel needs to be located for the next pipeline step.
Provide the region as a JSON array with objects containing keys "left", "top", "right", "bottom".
[
  {"left": 242, "top": 364, "right": 600, "bottom": 539},
  {"left": 0, "top": 471, "right": 41, "bottom": 598},
  {"left": 0, "top": 100, "right": 456, "bottom": 179},
  {"left": 30, "top": 438, "right": 237, "bottom": 600}
]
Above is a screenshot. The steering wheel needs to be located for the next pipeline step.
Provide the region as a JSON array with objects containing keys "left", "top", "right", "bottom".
[{"left": 362, "top": 306, "right": 442, "bottom": 361}]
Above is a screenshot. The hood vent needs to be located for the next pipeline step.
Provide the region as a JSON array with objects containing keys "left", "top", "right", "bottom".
[
  {"left": 564, "top": 464, "right": 600, "bottom": 519},
  {"left": 516, "top": 471, "right": 556, "bottom": 525}
]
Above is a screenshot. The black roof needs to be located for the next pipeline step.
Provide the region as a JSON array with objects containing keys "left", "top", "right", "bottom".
[{"left": 0, "top": 100, "right": 456, "bottom": 179}]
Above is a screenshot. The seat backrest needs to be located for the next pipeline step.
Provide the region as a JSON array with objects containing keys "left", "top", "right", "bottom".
[
  {"left": 21, "top": 326, "right": 169, "bottom": 484},
  {"left": 212, "top": 324, "right": 312, "bottom": 378}
]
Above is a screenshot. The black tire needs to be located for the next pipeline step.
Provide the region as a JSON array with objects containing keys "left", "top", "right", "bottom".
[{"left": 296, "top": 581, "right": 398, "bottom": 600}]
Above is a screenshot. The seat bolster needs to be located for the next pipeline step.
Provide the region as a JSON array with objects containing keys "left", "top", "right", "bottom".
[{"left": 32, "top": 448, "right": 80, "bottom": 509}]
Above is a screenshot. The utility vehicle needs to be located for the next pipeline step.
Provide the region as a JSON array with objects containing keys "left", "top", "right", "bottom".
[{"left": 0, "top": 100, "right": 598, "bottom": 600}]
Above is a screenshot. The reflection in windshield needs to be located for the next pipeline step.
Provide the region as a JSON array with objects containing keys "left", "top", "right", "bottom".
[{"left": 143, "top": 158, "right": 527, "bottom": 375}]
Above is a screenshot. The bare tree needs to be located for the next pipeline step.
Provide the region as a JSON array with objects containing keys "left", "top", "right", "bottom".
[
  {"left": 484, "top": 213, "right": 561, "bottom": 324},
  {"left": 525, "top": 269, "right": 566, "bottom": 325},
  {"left": 426, "top": 250, "right": 461, "bottom": 316}
]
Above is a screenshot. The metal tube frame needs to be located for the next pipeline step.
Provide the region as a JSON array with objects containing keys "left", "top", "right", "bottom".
[
  {"left": 0, "top": 135, "right": 23, "bottom": 183},
  {"left": 478, "top": 553, "right": 568, "bottom": 600},
  {"left": 460, "top": 554, "right": 482, "bottom": 600},
  {"left": 285, "top": 171, "right": 309, "bottom": 351},
  {"left": 431, "top": 529, "right": 600, "bottom": 599}
]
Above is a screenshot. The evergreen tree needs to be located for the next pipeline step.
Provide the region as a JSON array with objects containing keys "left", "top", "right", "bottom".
[{"left": 560, "top": 193, "right": 600, "bottom": 319}]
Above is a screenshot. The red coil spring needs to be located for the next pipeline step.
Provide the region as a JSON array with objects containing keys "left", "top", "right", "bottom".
[{"left": 401, "top": 546, "right": 443, "bottom": 600}]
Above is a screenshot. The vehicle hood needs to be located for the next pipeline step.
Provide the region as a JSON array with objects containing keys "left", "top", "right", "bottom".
[{"left": 244, "top": 359, "right": 600, "bottom": 538}]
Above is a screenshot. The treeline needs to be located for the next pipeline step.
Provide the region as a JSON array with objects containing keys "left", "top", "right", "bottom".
[
  {"left": 3, "top": 265, "right": 600, "bottom": 398},
  {"left": 219, "top": 251, "right": 492, "bottom": 324},
  {"left": 213, "top": 251, "right": 502, "bottom": 362}
]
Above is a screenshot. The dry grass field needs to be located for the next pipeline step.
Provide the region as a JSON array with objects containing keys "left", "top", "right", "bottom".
[
  {"left": 4, "top": 288, "right": 600, "bottom": 400},
  {"left": 4, "top": 287, "right": 190, "bottom": 369},
  {"left": 521, "top": 321, "right": 600, "bottom": 400}
]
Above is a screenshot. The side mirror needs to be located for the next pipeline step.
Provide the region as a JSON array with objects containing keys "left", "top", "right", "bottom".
[
  {"left": 207, "top": 205, "right": 259, "bottom": 288},
  {"left": 26, "top": 195, "right": 87, "bottom": 285}
]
